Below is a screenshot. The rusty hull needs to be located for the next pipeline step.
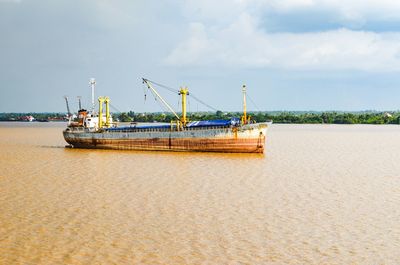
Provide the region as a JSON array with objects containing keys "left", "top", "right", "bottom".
[{"left": 63, "top": 123, "right": 268, "bottom": 153}]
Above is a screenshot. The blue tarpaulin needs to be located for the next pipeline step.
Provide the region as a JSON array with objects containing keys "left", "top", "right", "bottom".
[
  {"left": 105, "top": 118, "right": 240, "bottom": 131},
  {"left": 187, "top": 118, "right": 240, "bottom": 127}
]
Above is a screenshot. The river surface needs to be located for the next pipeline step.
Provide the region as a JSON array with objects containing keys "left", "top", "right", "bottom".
[{"left": 1, "top": 122, "right": 400, "bottom": 264}]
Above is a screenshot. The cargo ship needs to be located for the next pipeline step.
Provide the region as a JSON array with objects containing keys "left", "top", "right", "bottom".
[{"left": 63, "top": 78, "right": 270, "bottom": 153}]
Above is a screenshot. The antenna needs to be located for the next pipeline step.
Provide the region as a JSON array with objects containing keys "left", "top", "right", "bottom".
[{"left": 89, "top": 78, "right": 96, "bottom": 113}]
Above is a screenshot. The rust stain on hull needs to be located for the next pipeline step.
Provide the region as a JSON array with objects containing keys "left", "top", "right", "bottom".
[
  {"left": 63, "top": 123, "right": 269, "bottom": 153},
  {"left": 64, "top": 137, "right": 265, "bottom": 153}
]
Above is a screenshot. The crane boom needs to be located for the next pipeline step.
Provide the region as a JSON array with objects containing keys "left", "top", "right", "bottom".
[
  {"left": 64, "top": 96, "right": 71, "bottom": 117},
  {"left": 142, "top": 78, "right": 180, "bottom": 120}
]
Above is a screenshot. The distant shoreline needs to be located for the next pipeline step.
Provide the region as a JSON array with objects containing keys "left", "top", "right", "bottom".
[
  {"left": 1, "top": 111, "right": 399, "bottom": 125},
  {"left": 0, "top": 120, "right": 66, "bottom": 122}
]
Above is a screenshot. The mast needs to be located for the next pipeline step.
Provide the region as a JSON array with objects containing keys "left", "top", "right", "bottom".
[
  {"left": 77, "top": 96, "right": 82, "bottom": 110},
  {"left": 242, "top": 84, "right": 247, "bottom": 124},
  {"left": 89, "top": 78, "right": 96, "bottom": 113},
  {"left": 142, "top": 78, "right": 180, "bottom": 121},
  {"left": 179, "top": 87, "right": 189, "bottom": 126}
]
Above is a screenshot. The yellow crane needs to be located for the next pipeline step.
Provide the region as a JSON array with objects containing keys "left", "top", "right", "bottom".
[
  {"left": 179, "top": 87, "right": 189, "bottom": 126},
  {"left": 98, "top": 96, "right": 111, "bottom": 128},
  {"left": 142, "top": 78, "right": 189, "bottom": 128},
  {"left": 143, "top": 78, "right": 250, "bottom": 127}
]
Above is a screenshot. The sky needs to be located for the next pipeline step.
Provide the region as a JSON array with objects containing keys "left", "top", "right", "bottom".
[{"left": 2, "top": 0, "right": 400, "bottom": 112}]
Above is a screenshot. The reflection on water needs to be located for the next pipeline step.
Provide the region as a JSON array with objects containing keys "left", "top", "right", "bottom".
[{"left": 1, "top": 123, "right": 400, "bottom": 264}]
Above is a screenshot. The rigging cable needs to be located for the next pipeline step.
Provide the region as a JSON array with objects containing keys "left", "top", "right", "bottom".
[
  {"left": 144, "top": 79, "right": 179, "bottom": 94},
  {"left": 247, "top": 92, "right": 261, "bottom": 112},
  {"left": 142, "top": 82, "right": 148, "bottom": 102},
  {"left": 109, "top": 103, "right": 122, "bottom": 113},
  {"left": 189, "top": 92, "right": 219, "bottom": 112},
  {"left": 145, "top": 78, "right": 220, "bottom": 112}
]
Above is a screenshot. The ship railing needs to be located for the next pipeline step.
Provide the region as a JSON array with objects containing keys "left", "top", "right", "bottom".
[
  {"left": 98, "top": 124, "right": 232, "bottom": 133},
  {"left": 67, "top": 126, "right": 98, "bottom": 133},
  {"left": 184, "top": 125, "right": 231, "bottom": 131}
]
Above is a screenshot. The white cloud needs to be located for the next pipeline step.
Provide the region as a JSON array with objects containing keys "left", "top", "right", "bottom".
[
  {"left": 165, "top": 19, "right": 400, "bottom": 71},
  {"left": 183, "top": 0, "right": 400, "bottom": 22},
  {"left": 276, "top": 0, "right": 400, "bottom": 24},
  {"left": 165, "top": 1, "right": 400, "bottom": 71}
]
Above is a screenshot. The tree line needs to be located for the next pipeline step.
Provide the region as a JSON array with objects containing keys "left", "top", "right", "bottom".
[
  {"left": 114, "top": 111, "right": 400, "bottom": 124},
  {"left": 0, "top": 113, "right": 66, "bottom": 121},
  {"left": 1, "top": 111, "right": 400, "bottom": 124}
]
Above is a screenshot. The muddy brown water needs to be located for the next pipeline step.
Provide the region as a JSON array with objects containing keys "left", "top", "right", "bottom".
[{"left": 1, "top": 122, "right": 400, "bottom": 264}]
